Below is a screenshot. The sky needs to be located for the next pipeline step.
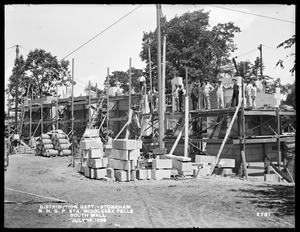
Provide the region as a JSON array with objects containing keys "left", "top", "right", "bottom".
[{"left": 5, "top": 4, "right": 295, "bottom": 102}]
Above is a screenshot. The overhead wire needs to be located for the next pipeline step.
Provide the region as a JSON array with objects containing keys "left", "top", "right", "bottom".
[
  {"left": 209, "top": 4, "right": 295, "bottom": 24},
  {"left": 60, "top": 4, "right": 143, "bottom": 62}
]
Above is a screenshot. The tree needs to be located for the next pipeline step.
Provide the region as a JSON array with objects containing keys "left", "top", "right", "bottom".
[
  {"left": 282, "top": 81, "right": 295, "bottom": 109},
  {"left": 102, "top": 68, "right": 143, "bottom": 94},
  {"left": 7, "top": 49, "right": 72, "bottom": 103},
  {"left": 276, "top": 35, "right": 295, "bottom": 74},
  {"left": 140, "top": 9, "right": 241, "bottom": 94}
]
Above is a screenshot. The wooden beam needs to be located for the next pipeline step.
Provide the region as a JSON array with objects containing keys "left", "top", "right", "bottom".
[
  {"left": 168, "top": 125, "right": 185, "bottom": 156},
  {"left": 209, "top": 102, "right": 241, "bottom": 175}
]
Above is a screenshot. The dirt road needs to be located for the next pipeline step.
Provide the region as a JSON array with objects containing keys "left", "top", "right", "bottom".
[{"left": 4, "top": 153, "right": 295, "bottom": 228}]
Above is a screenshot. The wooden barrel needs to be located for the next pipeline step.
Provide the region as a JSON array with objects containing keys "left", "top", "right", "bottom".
[
  {"left": 41, "top": 139, "right": 53, "bottom": 144},
  {"left": 58, "top": 139, "right": 69, "bottom": 144},
  {"left": 53, "top": 133, "right": 67, "bottom": 140},
  {"left": 41, "top": 134, "right": 51, "bottom": 139},
  {"left": 59, "top": 144, "right": 70, "bottom": 150},
  {"left": 61, "top": 149, "right": 72, "bottom": 156},
  {"left": 45, "top": 149, "right": 58, "bottom": 157},
  {"left": 43, "top": 144, "right": 54, "bottom": 149}
]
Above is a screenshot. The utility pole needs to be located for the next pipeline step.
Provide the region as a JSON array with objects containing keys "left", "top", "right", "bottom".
[
  {"left": 258, "top": 44, "right": 263, "bottom": 76},
  {"left": 15, "top": 45, "right": 19, "bottom": 133},
  {"left": 157, "top": 4, "right": 164, "bottom": 150}
]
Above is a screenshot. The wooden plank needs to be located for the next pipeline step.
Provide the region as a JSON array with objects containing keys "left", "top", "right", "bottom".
[
  {"left": 269, "top": 161, "right": 292, "bottom": 183},
  {"left": 209, "top": 102, "right": 241, "bottom": 175},
  {"left": 162, "top": 154, "right": 191, "bottom": 162}
]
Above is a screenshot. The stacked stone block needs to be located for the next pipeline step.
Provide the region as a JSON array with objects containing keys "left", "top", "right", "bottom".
[{"left": 108, "top": 139, "right": 142, "bottom": 182}]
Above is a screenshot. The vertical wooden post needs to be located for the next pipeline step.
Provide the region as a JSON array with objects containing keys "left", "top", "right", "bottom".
[
  {"left": 184, "top": 67, "right": 189, "bottom": 157},
  {"left": 276, "top": 109, "right": 282, "bottom": 167},
  {"left": 148, "top": 47, "right": 153, "bottom": 112},
  {"left": 162, "top": 35, "right": 166, "bottom": 112},
  {"left": 29, "top": 103, "right": 32, "bottom": 137},
  {"left": 107, "top": 68, "right": 110, "bottom": 129},
  {"left": 56, "top": 83, "right": 59, "bottom": 130},
  {"left": 148, "top": 46, "right": 154, "bottom": 142},
  {"left": 128, "top": 58, "right": 132, "bottom": 112},
  {"left": 40, "top": 103, "right": 43, "bottom": 135},
  {"left": 88, "top": 80, "right": 91, "bottom": 128},
  {"left": 157, "top": 4, "right": 164, "bottom": 150},
  {"left": 71, "top": 58, "right": 74, "bottom": 154},
  {"left": 240, "top": 76, "right": 248, "bottom": 180}
]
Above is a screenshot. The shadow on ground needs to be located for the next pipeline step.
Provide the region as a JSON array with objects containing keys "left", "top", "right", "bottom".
[{"left": 230, "top": 184, "right": 295, "bottom": 217}]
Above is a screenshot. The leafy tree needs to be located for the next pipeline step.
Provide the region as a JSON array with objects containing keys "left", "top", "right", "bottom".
[
  {"left": 7, "top": 49, "right": 72, "bottom": 103},
  {"left": 140, "top": 9, "right": 241, "bottom": 94},
  {"left": 276, "top": 35, "right": 295, "bottom": 74},
  {"left": 282, "top": 81, "right": 295, "bottom": 109},
  {"left": 102, "top": 68, "right": 143, "bottom": 94}
]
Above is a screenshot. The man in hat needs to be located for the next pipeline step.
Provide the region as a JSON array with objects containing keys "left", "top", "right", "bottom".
[
  {"left": 245, "top": 79, "right": 254, "bottom": 108},
  {"left": 215, "top": 80, "right": 224, "bottom": 109},
  {"left": 191, "top": 82, "right": 200, "bottom": 110},
  {"left": 138, "top": 75, "right": 146, "bottom": 93},
  {"left": 231, "top": 77, "right": 240, "bottom": 108},
  {"left": 178, "top": 84, "right": 186, "bottom": 112}
]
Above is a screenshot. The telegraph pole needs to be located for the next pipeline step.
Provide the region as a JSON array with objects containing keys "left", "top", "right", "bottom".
[
  {"left": 15, "top": 45, "right": 19, "bottom": 133},
  {"left": 258, "top": 44, "right": 263, "bottom": 76},
  {"left": 157, "top": 4, "right": 164, "bottom": 150}
]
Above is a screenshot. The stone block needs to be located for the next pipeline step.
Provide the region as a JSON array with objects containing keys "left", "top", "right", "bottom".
[
  {"left": 74, "top": 162, "right": 82, "bottom": 172},
  {"left": 101, "top": 176, "right": 115, "bottom": 182},
  {"left": 136, "top": 169, "right": 148, "bottom": 180},
  {"left": 131, "top": 170, "right": 136, "bottom": 181},
  {"left": 172, "top": 159, "right": 192, "bottom": 172},
  {"left": 152, "top": 159, "right": 172, "bottom": 169},
  {"left": 106, "top": 167, "right": 114, "bottom": 178},
  {"left": 264, "top": 174, "right": 281, "bottom": 183},
  {"left": 170, "top": 169, "right": 178, "bottom": 177},
  {"left": 112, "top": 139, "right": 143, "bottom": 150},
  {"left": 88, "top": 157, "right": 108, "bottom": 168},
  {"left": 195, "top": 155, "right": 216, "bottom": 164},
  {"left": 104, "top": 144, "right": 112, "bottom": 157},
  {"left": 193, "top": 166, "right": 211, "bottom": 178},
  {"left": 178, "top": 170, "right": 193, "bottom": 176},
  {"left": 93, "top": 168, "right": 107, "bottom": 179},
  {"left": 217, "top": 158, "right": 235, "bottom": 168},
  {"left": 80, "top": 138, "right": 102, "bottom": 150},
  {"left": 84, "top": 166, "right": 90, "bottom": 178},
  {"left": 111, "top": 148, "right": 140, "bottom": 160},
  {"left": 88, "top": 148, "right": 104, "bottom": 158},
  {"left": 114, "top": 170, "right": 128, "bottom": 182},
  {"left": 108, "top": 159, "right": 136, "bottom": 170},
  {"left": 151, "top": 169, "right": 171, "bottom": 180},
  {"left": 221, "top": 168, "right": 235, "bottom": 177}
]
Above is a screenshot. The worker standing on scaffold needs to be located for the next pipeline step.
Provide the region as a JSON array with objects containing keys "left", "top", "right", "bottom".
[
  {"left": 203, "top": 79, "right": 214, "bottom": 110},
  {"left": 230, "top": 77, "right": 240, "bottom": 108},
  {"left": 178, "top": 84, "right": 186, "bottom": 112},
  {"left": 138, "top": 75, "right": 146, "bottom": 94}
]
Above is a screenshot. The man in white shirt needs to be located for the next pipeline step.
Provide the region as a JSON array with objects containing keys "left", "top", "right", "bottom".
[
  {"left": 138, "top": 75, "right": 146, "bottom": 93},
  {"left": 245, "top": 79, "right": 254, "bottom": 108},
  {"left": 203, "top": 80, "right": 214, "bottom": 110},
  {"left": 173, "top": 84, "right": 180, "bottom": 112},
  {"left": 216, "top": 80, "right": 224, "bottom": 109}
]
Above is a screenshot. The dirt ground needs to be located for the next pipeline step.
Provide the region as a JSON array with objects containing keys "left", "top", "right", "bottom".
[{"left": 4, "top": 153, "right": 295, "bottom": 228}]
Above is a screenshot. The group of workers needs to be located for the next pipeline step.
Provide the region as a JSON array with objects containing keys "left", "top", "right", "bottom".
[
  {"left": 173, "top": 77, "right": 257, "bottom": 112},
  {"left": 137, "top": 75, "right": 258, "bottom": 113}
]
